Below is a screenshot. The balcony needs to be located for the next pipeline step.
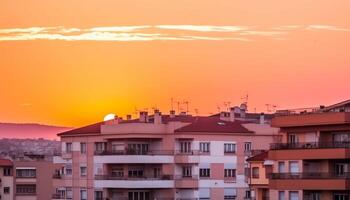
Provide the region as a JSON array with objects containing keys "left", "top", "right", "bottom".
[
  {"left": 94, "top": 175, "right": 174, "bottom": 188},
  {"left": 269, "top": 172, "right": 350, "bottom": 190},
  {"left": 269, "top": 142, "right": 350, "bottom": 160},
  {"left": 175, "top": 175, "right": 199, "bottom": 188},
  {"left": 94, "top": 150, "right": 174, "bottom": 164},
  {"left": 271, "top": 112, "right": 350, "bottom": 127},
  {"left": 52, "top": 194, "right": 66, "bottom": 200},
  {"left": 174, "top": 151, "right": 199, "bottom": 163}
]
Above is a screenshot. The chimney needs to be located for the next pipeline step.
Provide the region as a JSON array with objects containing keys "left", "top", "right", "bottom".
[
  {"left": 229, "top": 107, "right": 235, "bottom": 122},
  {"left": 170, "top": 110, "right": 176, "bottom": 118},
  {"left": 139, "top": 111, "right": 148, "bottom": 123},
  {"left": 260, "top": 112, "right": 265, "bottom": 124},
  {"left": 154, "top": 110, "right": 162, "bottom": 124},
  {"left": 179, "top": 111, "right": 187, "bottom": 116},
  {"left": 126, "top": 114, "right": 132, "bottom": 120}
]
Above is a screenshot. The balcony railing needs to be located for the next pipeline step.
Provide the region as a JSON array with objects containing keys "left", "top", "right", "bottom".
[
  {"left": 175, "top": 150, "right": 200, "bottom": 155},
  {"left": 94, "top": 149, "right": 174, "bottom": 155},
  {"left": 270, "top": 172, "right": 350, "bottom": 179},
  {"left": 270, "top": 142, "right": 350, "bottom": 150},
  {"left": 95, "top": 174, "right": 173, "bottom": 180},
  {"left": 174, "top": 175, "right": 199, "bottom": 179}
]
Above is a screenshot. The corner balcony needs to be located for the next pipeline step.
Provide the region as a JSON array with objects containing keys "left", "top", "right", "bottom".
[
  {"left": 94, "top": 150, "right": 174, "bottom": 164},
  {"left": 94, "top": 175, "right": 174, "bottom": 188},
  {"left": 269, "top": 142, "right": 350, "bottom": 160},
  {"left": 271, "top": 112, "right": 350, "bottom": 127},
  {"left": 175, "top": 175, "right": 199, "bottom": 188},
  {"left": 174, "top": 151, "right": 199, "bottom": 163},
  {"left": 269, "top": 172, "right": 350, "bottom": 190}
]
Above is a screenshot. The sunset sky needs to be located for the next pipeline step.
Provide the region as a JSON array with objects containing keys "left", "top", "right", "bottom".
[{"left": 0, "top": 0, "right": 349, "bottom": 127}]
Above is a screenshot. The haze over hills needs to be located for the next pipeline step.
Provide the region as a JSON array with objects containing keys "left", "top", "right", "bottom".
[{"left": 0, "top": 122, "right": 71, "bottom": 140}]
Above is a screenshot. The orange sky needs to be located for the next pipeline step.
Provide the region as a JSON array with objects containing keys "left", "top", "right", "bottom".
[{"left": 0, "top": 0, "right": 349, "bottom": 127}]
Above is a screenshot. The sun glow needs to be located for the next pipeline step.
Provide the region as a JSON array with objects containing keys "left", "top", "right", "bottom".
[{"left": 103, "top": 113, "right": 115, "bottom": 121}]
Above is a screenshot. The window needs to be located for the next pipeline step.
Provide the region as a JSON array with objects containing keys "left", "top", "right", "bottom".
[
  {"left": 16, "top": 184, "right": 36, "bottom": 194},
  {"left": 80, "top": 142, "right": 87, "bottom": 154},
  {"left": 288, "top": 134, "right": 298, "bottom": 144},
  {"left": 127, "top": 143, "right": 149, "bottom": 155},
  {"left": 199, "top": 168, "right": 210, "bottom": 178},
  {"left": 245, "top": 190, "right": 251, "bottom": 198},
  {"left": 289, "top": 161, "right": 299, "bottom": 173},
  {"left": 66, "top": 187, "right": 73, "bottom": 199},
  {"left": 244, "top": 142, "right": 252, "bottom": 152},
  {"left": 289, "top": 191, "right": 299, "bottom": 200},
  {"left": 278, "top": 191, "right": 285, "bottom": 200},
  {"left": 335, "top": 163, "right": 346, "bottom": 176},
  {"left": 111, "top": 168, "right": 124, "bottom": 177},
  {"left": 16, "top": 169, "right": 36, "bottom": 178},
  {"left": 95, "top": 191, "right": 103, "bottom": 200},
  {"left": 199, "top": 188, "right": 210, "bottom": 200},
  {"left": 128, "top": 169, "right": 144, "bottom": 177},
  {"left": 3, "top": 167, "right": 12, "bottom": 176},
  {"left": 66, "top": 142, "right": 72, "bottom": 153},
  {"left": 80, "top": 189, "right": 87, "bottom": 200},
  {"left": 334, "top": 193, "right": 350, "bottom": 200},
  {"left": 65, "top": 165, "right": 72, "bottom": 176},
  {"left": 182, "top": 166, "right": 192, "bottom": 177},
  {"left": 278, "top": 162, "right": 285, "bottom": 173},
  {"left": 95, "top": 142, "right": 105, "bottom": 153},
  {"left": 224, "top": 169, "right": 236, "bottom": 178},
  {"left": 200, "top": 142, "right": 210, "bottom": 153},
  {"left": 128, "top": 191, "right": 150, "bottom": 200},
  {"left": 180, "top": 141, "right": 192, "bottom": 153},
  {"left": 224, "top": 188, "right": 237, "bottom": 199},
  {"left": 4, "top": 187, "right": 10, "bottom": 194},
  {"left": 80, "top": 166, "right": 87, "bottom": 177},
  {"left": 224, "top": 143, "right": 236, "bottom": 153},
  {"left": 252, "top": 167, "right": 259, "bottom": 178}
]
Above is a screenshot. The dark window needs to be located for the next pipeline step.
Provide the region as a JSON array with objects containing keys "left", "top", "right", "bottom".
[
  {"left": 224, "top": 143, "right": 236, "bottom": 153},
  {"left": 199, "top": 142, "right": 210, "bottom": 153},
  {"left": 3, "top": 167, "right": 12, "bottom": 176},
  {"left": 16, "top": 184, "right": 36, "bottom": 194},
  {"left": 95, "top": 191, "right": 103, "bottom": 200},
  {"left": 80, "top": 143, "right": 87, "bottom": 154},
  {"left": 252, "top": 167, "right": 259, "bottom": 178},
  {"left": 4, "top": 187, "right": 10, "bottom": 194},
  {"left": 199, "top": 168, "right": 210, "bottom": 177},
  {"left": 224, "top": 169, "right": 236, "bottom": 178}
]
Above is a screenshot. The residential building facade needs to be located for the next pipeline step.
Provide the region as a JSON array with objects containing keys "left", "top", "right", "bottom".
[
  {"left": 266, "top": 100, "right": 350, "bottom": 200},
  {"left": 53, "top": 104, "right": 279, "bottom": 200}
]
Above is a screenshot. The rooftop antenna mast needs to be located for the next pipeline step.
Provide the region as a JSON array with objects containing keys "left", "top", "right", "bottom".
[
  {"left": 223, "top": 101, "right": 231, "bottom": 111},
  {"left": 171, "top": 98, "right": 174, "bottom": 111},
  {"left": 241, "top": 94, "right": 249, "bottom": 105},
  {"left": 183, "top": 100, "right": 190, "bottom": 113},
  {"left": 265, "top": 104, "right": 271, "bottom": 113}
]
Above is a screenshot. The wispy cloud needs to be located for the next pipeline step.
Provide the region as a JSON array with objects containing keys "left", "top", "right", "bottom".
[
  {"left": 155, "top": 25, "right": 247, "bottom": 32},
  {"left": 0, "top": 24, "right": 349, "bottom": 42},
  {"left": 307, "top": 25, "right": 350, "bottom": 32}
]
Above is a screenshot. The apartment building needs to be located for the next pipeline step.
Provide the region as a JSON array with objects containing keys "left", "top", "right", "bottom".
[
  {"left": 266, "top": 99, "right": 350, "bottom": 200},
  {"left": 247, "top": 151, "right": 272, "bottom": 200},
  {"left": 53, "top": 104, "right": 279, "bottom": 200},
  {"left": 0, "top": 155, "right": 59, "bottom": 200},
  {"left": 0, "top": 159, "right": 13, "bottom": 200}
]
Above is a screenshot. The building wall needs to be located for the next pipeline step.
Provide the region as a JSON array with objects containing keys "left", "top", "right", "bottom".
[{"left": 0, "top": 166, "right": 14, "bottom": 200}]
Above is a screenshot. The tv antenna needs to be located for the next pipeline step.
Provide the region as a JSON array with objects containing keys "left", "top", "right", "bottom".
[
  {"left": 241, "top": 94, "right": 249, "bottom": 105},
  {"left": 183, "top": 100, "right": 190, "bottom": 113}
]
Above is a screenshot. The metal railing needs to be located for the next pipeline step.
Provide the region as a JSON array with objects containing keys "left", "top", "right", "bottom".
[
  {"left": 174, "top": 175, "right": 199, "bottom": 180},
  {"left": 94, "top": 149, "right": 174, "bottom": 155},
  {"left": 270, "top": 142, "right": 350, "bottom": 150},
  {"left": 175, "top": 150, "right": 200, "bottom": 155},
  {"left": 270, "top": 172, "right": 350, "bottom": 179},
  {"left": 95, "top": 174, "right": 173, "bottom": 180}
]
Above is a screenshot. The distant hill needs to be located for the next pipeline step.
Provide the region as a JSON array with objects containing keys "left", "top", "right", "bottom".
[{"left": 0, "top": 123, "right": 71, "bottom": 139}]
